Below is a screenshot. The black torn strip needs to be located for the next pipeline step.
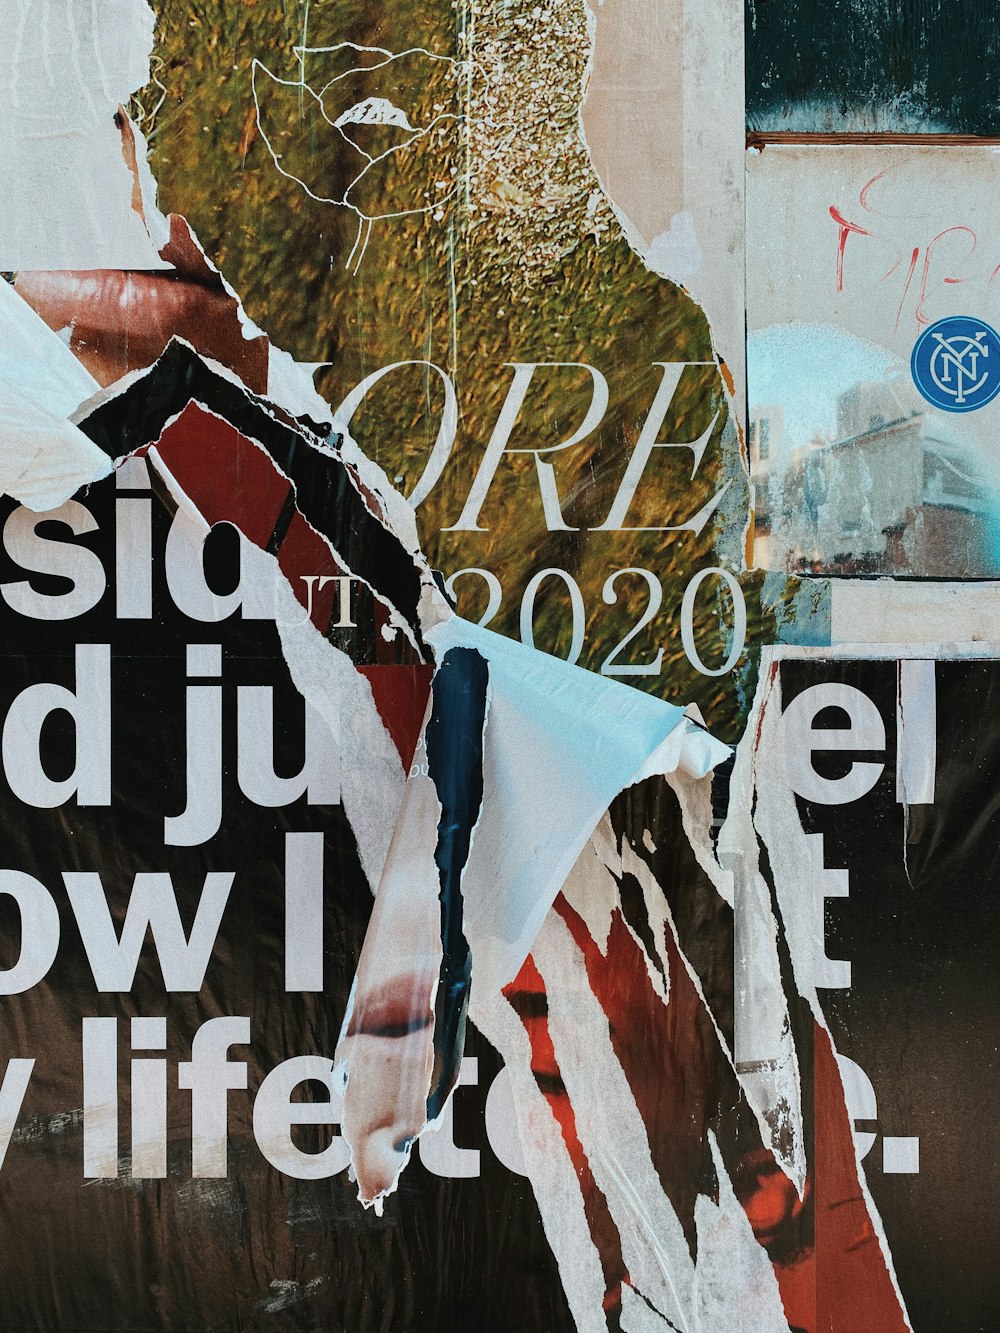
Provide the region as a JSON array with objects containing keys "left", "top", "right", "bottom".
[
  {"left": 424, "top": 646, "right": 489, "bottom": 1121},
  {"left": 77, "top": 339, "right": 427, "bottom": 648}
]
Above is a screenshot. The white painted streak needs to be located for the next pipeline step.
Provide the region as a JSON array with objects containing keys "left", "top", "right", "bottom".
[{"left": 896, "top": 659, "right": 936, "bottom": 806}]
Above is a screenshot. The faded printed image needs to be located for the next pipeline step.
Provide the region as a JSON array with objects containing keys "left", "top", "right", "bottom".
[
  {"left": 748, "top": 146, "right": 1000, "bottom": 578},
  {"left": 750, "top": 335, "right": 1000, "bottom": 575},
  {"left": 746, "top": 0, "right": 1000, "bottom": 135}
]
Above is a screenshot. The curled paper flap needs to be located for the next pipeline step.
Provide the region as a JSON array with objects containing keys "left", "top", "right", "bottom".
[{"left": 426, "top": 612, "right": 731, "bottom": 998}]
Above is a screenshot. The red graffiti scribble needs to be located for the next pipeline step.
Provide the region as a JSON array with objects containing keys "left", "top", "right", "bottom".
[
  {"left": 915, "top": 226, "right": 977, "bottom": 327},
  {"left": 895, "top": 247, "right": 920, "bottom": 332},
  {"left": 858, "top": 168, "right": 890, "bottom": 213},
  {"left": 830, "top": 207, "right": 872, "bottom": 292}
]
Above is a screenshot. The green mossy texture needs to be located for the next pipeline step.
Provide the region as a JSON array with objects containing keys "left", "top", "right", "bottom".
[{"left": 144, "top": 0, "right": 810, "bottom": 742}]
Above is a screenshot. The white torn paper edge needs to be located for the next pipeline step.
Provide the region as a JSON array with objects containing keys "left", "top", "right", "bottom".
[
  {"left": 0, "top": 280, "right": 111, "bottom": 509},
  {"left": 423, "top": 610, "right": 731, "bottom": 999},
  {"left": 745, "top": 645, "right": 914, "bottom": 1329},
  {"left": 718, "top": 663, "right": 806, "bottom": 1194},
  {"left": 0, "top": 0, "right": 169, "bottom": 270},
  {"left": 0, "top": 279, "right": 99, "bottom": 414},
  {"left": 579, "top": 0, "right": 745, "bottom": 413}
]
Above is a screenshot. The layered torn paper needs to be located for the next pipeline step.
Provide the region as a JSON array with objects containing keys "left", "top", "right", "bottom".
[
  {"left": 0, "top": 2, "right": 941, "bottom": 1327},
  {"left": 1, "top": 230, "right": 906, "bottom": 1329}
]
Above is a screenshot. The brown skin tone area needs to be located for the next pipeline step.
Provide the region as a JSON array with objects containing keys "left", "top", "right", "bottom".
[{"left": 15, "top": 115, "right": 268, "bottom": 394}]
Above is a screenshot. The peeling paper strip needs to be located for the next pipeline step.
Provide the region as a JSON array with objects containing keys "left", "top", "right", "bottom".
[
  {"left": 335, "top": 647, "right": 488, "bottom": 1206},
  {"left": 334, "top": 721, "right": 444, "bottom": 1206},
  {"left": 692, "top": 1133, "right": 791, "bottom": 1333},
  {"left": 896, "top": 659, "right": 936, "bottom": 806},
  {"left": 718, "top": 664, "right": 805, "bottom": 1192},
  {"left": 745, "top": 647, "right": 914, "bottom": 1330},
  {"left": 472, "top": 989, "right": 610, "bottom": 1333},
  {"left": 580, "top": 0, "right": 745, "bottom": 412},
  {"left": 424, "top": 612, "right": 731, "bottom": 999},
  {"left": 0, "top": 280, "right": 111, "bottom": 510},
  {"left": 335, "top": 605, "right": 730, "bottom": 1214},
  {"left": 271, "top": 576, "right": 407, "bottom": 892}
]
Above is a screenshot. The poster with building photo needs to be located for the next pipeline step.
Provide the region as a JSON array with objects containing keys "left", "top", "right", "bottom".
[{"left": 747, "top": 146, "right": 1000, "bottom": 577}]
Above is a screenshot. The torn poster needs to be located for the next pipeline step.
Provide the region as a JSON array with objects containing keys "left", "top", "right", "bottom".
[
  {"left": 141, "top": 0, "right": 813, "bottom": 744},
  {"left": 742, "top": 649, "right": 1000, "bottom": 1332},
  {"left": 0, "top": 0, "right": 941, "bottom": 1331},
  {"left": 748, "top": 145, "right": 1000, "bottom": 578},
  {"left": 0, "top": 301, "right": 720, "bottom": 1327}
]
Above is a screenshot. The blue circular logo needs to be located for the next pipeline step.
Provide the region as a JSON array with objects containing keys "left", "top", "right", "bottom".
[{"left": 911, "top": 316, "right": 1000, "bottom": 413}]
